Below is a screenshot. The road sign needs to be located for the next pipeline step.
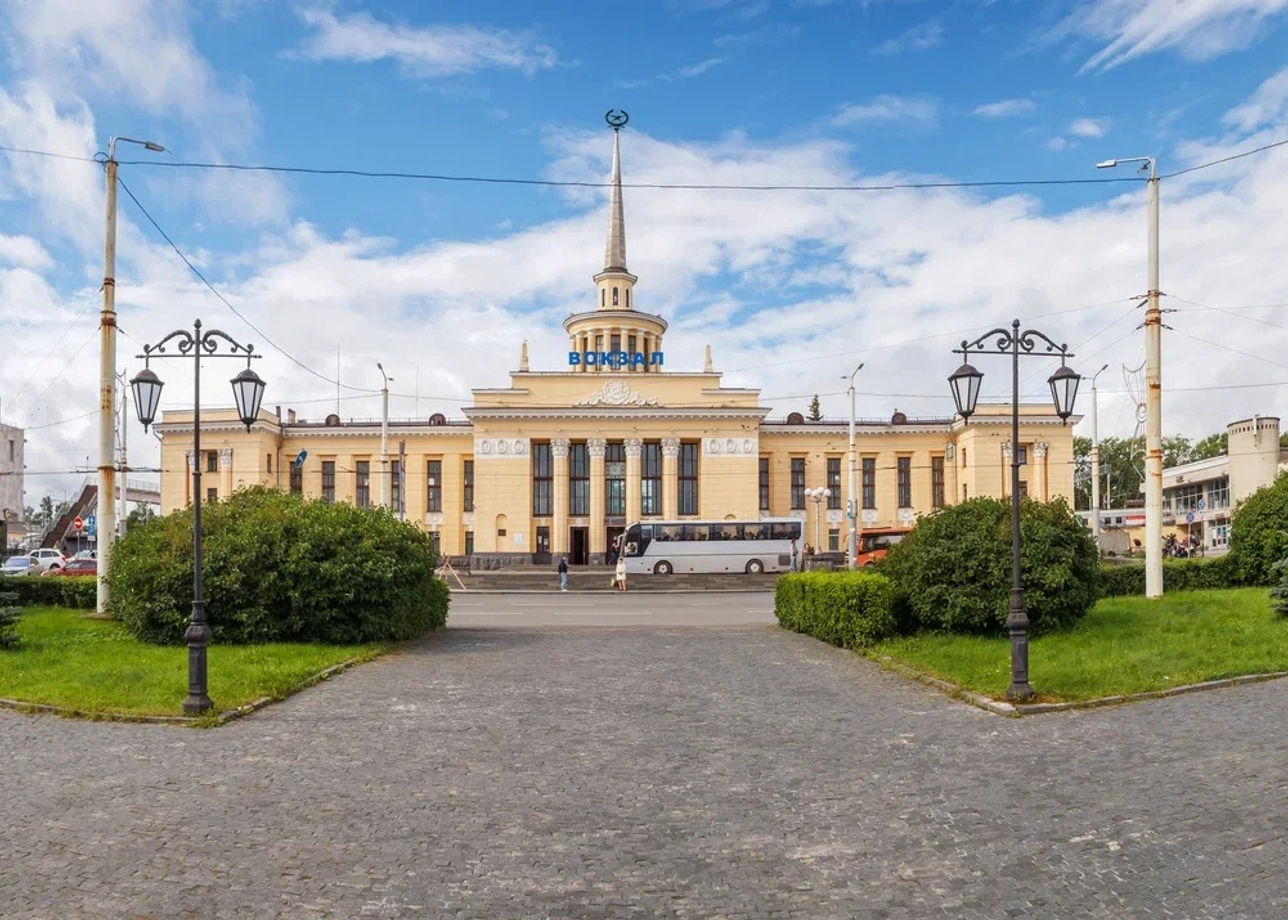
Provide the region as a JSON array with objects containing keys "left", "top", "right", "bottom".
[
  {"left": 86, "top": 515, "right": 96, "bottom": 537},
  {"left": 1198, "top": 498, "right": 1205, "bottom": 510},
  {"left": 294, "top": 450, "right": 308, "bottom": 470},
  {"left": 73, "top": 516, "right": 84, "bottom": 532},
  {"left": 1186, "top": 511, "right": 1195, "bottom": 523}
]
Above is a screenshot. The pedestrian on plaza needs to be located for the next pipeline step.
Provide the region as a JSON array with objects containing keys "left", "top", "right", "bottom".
[
  {"left": 558, "top": 556, "right": 569, "bottom": 592},
  {"left": 615, "top": 555, "right": 627, "bottom": 592},
  {"left": 790, "top": 536, "right": 799, "bottom": 572}
]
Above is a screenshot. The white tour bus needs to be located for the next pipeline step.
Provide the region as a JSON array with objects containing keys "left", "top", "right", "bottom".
[{"left": 620, "top": 518, "right": 804, "bottom": 575}]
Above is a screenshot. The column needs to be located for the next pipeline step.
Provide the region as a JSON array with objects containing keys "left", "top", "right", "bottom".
[
  {"left": 944, "top": 443, "right": 958, "bottom": 507},
  {"left": 1001, "top": 442, "right": 1013, "bottom": 500},
  {"left": 662, "top": 437, "right": 679, "bottom": 518},
  {"left": 625, "top": 437, "right": 642, "bottom": 524},
  {"left": 1032, "top": 442, "right": 1048, "bottom": 501},
  {"left": 552, "top": 438, "right": 569, "bottom": 555},
  {"left": 220, "top": 448, "right": 234, "bottom": 497},
  {"left": 185, "top": 450, "right": 194, "bottom": 507},
  {"left": 589, "top": 438, "right": 606, "bottom": 554}
]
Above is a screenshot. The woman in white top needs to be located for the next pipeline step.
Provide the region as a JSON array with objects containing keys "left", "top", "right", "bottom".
[{"left": 614, "top": 555, "right": 627, "bottom": 592}]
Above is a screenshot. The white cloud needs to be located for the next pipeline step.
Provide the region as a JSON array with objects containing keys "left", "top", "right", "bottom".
[
  {"left": 1222, "top": 65, "right": 1288, "bottom": 131},
  {"left": 618, "top": 57, "right": 727, "bottom": 89},
  {"left": 872, "top": 18, "right": 944, "bottom": 55},
  {"left": 1047, "top": 137, "right": 1069, "bottom": 151},
  {"left": 1056, "top": 0, "right": 1288, "bottom": 71},
  {"left": 973, "top": 99, "right": 1037, "bottom": 119},
  {"left": 291, "top": 6, "right": 559, "bottom": 77},
  {"left": 1069, "top": 117, "right": 1110, "bottom": 138},
  {"left": 831, "top": 95, "right": 939, "bottom": 130},
  {"left": 0, "top": 232, "right": 52, "bottom": 270}
]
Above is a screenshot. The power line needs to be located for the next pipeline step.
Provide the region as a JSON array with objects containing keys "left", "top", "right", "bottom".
[
  {"left": 115, "top": 176, "right": 378, "bottom": 396},
  {"left": 1161, "top": 137, "right": 1288, "bottom": 179}
]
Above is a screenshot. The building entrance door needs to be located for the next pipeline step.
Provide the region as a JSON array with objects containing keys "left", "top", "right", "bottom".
[
  {"left": 570, "top": 527, "right": 589, "bottom": 565},
  {"left": 534, "top": 526, "right": 551, "bottom": 565},
  {"left": 605, "top": 525, "right": 625, "bottom": 566}
]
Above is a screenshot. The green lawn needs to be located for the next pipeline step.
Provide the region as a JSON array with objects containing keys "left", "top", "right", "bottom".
[
  {"left": 0, "top": 606, "right": 389, "bottom": 719},
  {"left": 870, "top": 588, "right": 1288, "bottom": 702}
]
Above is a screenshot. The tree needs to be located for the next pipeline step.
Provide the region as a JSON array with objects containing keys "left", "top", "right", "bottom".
[
  {"left": 126, "top": 505, "right": 157, "bottom": 528},
  {"left": 1191, "top": 432, "right": 1228, "bottom": 460},
  {"left": 1162, "top": 436, "right": 1193, "bottom": 468},
  {"left": 807, "top": 394, "right": 822, "bottom": 421}
]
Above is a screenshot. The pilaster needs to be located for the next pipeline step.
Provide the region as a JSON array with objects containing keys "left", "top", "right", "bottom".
[
  {"left": 625, "top": 437, "right": 642, "bottom": 524},
  {"left": 589, "top": 438, "right": 606, "bottom": 553},
  {"left": 552, "top": 438, "right": 570, "bottom": 554},
  {"left": 662, "top": 437, "right": 679, "bottom": 518}
]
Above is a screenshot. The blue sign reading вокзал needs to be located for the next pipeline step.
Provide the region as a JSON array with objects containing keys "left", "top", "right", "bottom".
[{"left": 569, "top": 351, "right": 663, "bottom": 368}]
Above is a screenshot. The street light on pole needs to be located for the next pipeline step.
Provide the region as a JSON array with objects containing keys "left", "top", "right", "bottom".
[
  {"left": 1088, "top": 363, "right": 1109, "bottom": 554},
  {"left": 98, "top": 135, "right": 166, "bottom": 616},
  {"left": 844, "top": 364, "right": 864, "bottom": 570},
  {"left": 804, "top": 486, "right": 831, "bottom": 562},
  {"left": 130, "top": 320, "right": 266, "bottom": 714},
  {"left": 948, "top": 319, "right": 1081, "bottom": 701},
  {"left": 1097, "top": 155, "right": 1162, "bottom": 597},
  {"left": 377, "top": 363, "right": 392, "bottom": 510}
]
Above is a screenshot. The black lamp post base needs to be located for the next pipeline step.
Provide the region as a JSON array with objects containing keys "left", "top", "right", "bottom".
[
  {"left": 183, "top": 694, "right": 214, "bottom": 715},
  {"left": 1006, "top": 589, "right": 1034, "bottom": 702}
]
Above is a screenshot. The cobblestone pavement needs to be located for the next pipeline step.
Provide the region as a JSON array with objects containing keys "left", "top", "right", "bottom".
[{"left": 4, "top": 594, "right": 1286, "bottom": 919}]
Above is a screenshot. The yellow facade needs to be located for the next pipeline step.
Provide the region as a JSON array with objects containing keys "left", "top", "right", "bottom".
[{"left": 154, "top": 125, "right": 1078, "bottom": 565}]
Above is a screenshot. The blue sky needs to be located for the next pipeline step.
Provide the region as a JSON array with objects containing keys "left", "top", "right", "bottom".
[{"left": 3, "top": 0, "right": 1288, "bottom": 505}]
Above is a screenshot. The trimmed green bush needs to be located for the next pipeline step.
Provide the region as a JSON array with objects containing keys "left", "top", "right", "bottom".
[
  {"left": 1099, "top": 554, "right": 1243, "bottom": 597},
  {"left": 2, "top": 575, "right": 96, "bottom": 609},
  {"left": 881, "top": 497, "right": 1099, "bottom": 635},
  {"left": 1270, "top": 558, "right": 1288, "bottom": 619},
  {"left": 1229, "top": 470, "right": 1288, "bottom": 585},
  {"left": 774, "top": 570, "right": 895, "bottom": 648},
  {"left": 106, "top": 486, "right": 449, "bottom": 645},
  {"left": 0, "top": 589, "right": 19, "bottom": 648}
]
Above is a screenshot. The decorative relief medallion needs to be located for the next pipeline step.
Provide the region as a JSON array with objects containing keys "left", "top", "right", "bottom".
[
  {"left": 861, "top": 509, "right": 878, "bottom": 524},
  {"left": 826, "top": 509, "right": 843, "bottom": 524},
  {"left": 424, "top": 512, "right": 444, "bottom": 526},
  {"left": 474, "top": 438, "right": 529, "bottom": 458},
  {"left": 897, "top": 508, "right": 916, "bottom": 523},
  {"left": 702, "top": 437, "right": 758, "bottom": 456},
  {"left": 574, "top": 380, "right": 660, "bottom": 408}
]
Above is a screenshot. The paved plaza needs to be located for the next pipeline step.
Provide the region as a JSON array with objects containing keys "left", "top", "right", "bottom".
[{"left": 4, "top": 592, "right": 1286, "bottom": 919}]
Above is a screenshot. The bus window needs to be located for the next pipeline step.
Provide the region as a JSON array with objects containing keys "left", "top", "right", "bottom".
[{"left": 744, "top": 523, "right": 765, "bottom": 540}]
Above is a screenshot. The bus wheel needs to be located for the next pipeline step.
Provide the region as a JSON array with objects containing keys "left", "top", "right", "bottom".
[
  {"left": 654, "top": 561, "right": 673, "bottom": 576},
  {"left": 746, "top": 559, "right": 765, "bottom": 574}
]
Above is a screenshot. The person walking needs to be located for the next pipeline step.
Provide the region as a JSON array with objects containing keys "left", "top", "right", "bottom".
[
  {"left": 614, "top": 555, "right": 627, "bottom": 593},
  {"left": 557, "top": 556, "right": 569, "bottom": 592},
  {"left": 790, "top": 536, "right": 799, "bottom": 572}
]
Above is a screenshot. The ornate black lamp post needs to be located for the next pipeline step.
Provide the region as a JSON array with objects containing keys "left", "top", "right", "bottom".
[
  {"left": 948, "top": 319, "right": 1080, "bottom": 701},
  {"left": 130, "top": 320, "right": 266, "bottom": 714}
]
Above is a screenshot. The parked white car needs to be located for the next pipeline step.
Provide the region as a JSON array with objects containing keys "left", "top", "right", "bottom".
[
  {"left": 1, "top": 555, "right": 37, "bottom": 576},
  {"left": 28, "top": 548, "right": 66, "bottom": 573}
]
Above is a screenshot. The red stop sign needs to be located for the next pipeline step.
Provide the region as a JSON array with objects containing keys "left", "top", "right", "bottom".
[{"left": 73, "top": 516, "right": 84, "bottom": 532}]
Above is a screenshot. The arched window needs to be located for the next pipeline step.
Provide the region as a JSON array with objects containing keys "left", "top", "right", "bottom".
[
  {"left": 601, "top": 289, "right": 605, "bottom": 307},
  {"left": 625, "top": 289, "right": 630, "bottom": 308},
  {"left": 612, "top": 287, "right": 619, "bottom": 306}
]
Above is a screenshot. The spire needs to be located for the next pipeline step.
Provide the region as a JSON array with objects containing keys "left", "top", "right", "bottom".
[{"left": 603, "top": 110, "right": 629, "bottom": 273}]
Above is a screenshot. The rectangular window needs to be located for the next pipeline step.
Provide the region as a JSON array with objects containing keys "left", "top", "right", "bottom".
[
  {"left": 827, "top": 457, "right": 841, "bottom": 509},
  {"left": 828, "top": 529, "right": 840, "bottom": 552},
  {"left": 790, "top": 458, "right": 805, "bottom": 510},
  {"left": 7, "top": 439, "right": 13, "bottom": 461},
  {"left": 606, "top": 441, "right": 625, "bottom": 515},
  {"left": 1016, "top": 444, "right": 1028, "bottom": 465},
  {"left": 391, "top": 459, "right": 402, "bottom": 513},
  {"left": 532, "top": 443, "right": 552, "bottom": 516},
  {"left": 463, "top": 460, "right": 474, "bottom": 512},
  {"left": 962, "top": 447, "right": 967, "bottom": 468},
  {"left": 758, "top": 457, "right": 770, "bottom": 511},
  {"left": 206, "top": 487, "right": 217, "bottom": 503},
  {"left": 862, "top": 458, "right": 876, "bottom": 509},
  {"left": 465, "top": 531, "right": 474, "bottom": 555},
  {"left": 426, "top": 459, "right": 442, "bottom": 512},
  {"left": 678, "top": 442, "right": 699, "bottom": 515},
  {"left": 355, "top": 460, "right": 371, "bottom": 508},
  {"left": 266, "top": 453, "right": 272, "bottom": 474},
  {"left": 897, "top": 456, "right": 912, "bottom": 507},
  {"left": 1207, "top": 476, "right": 1230, "bottom": 510},
  {"left": 931, "top": 455, "right": 945, "bottom": 509},
  {"left": 321, "top": 461, "right": 335, "bottom": 503},
  {"left": 289, "top": 463, "right": 302, "bottom": 494},
  {"left": 1018, "top": 480, "right": 1029, "bottom": 498},
  {"left": 207, "top": 451, "right": 218, "bottom": 473},
  {"left": 570, "top": 442, "right": 589, "bottom": 516},
  {"left": 641, "top": 441, "right": 662, "bottom": 516}
]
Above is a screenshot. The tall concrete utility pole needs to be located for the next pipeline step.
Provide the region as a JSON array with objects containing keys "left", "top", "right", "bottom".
[
  {"left": 1097, "top": 155, "right": 1162, "bottom": 597},
  {"left": 378, "top": 363, "right": 392, "bottom": 509},
  {"left": 98, "top": 135, "right": 164, "bottom": 615},
  {"left": 1088, "top": 364, "right": 1108, "bottom": 553},
  {"left": 118, "top": 371, "right": 128, "bottom": 540},
  {"left": 845, "top": 363, "right": 863, "bottom": 569}
]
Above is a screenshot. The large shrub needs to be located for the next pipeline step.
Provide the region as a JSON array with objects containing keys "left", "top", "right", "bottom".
[
  {"left": 0, "top": 589, "right": 19, "bottom": 648},
  {"left": 106, "top": 486, "right": 449, "bottom": 644},
  {"left": 775, "top": 570, "right": 895, "bottom": 648},
  {"left": 1228, "top": 471, "right": 1288, "bottom": 585},
  {"left": 881, "top": 497, "right": 1099, "bottom": 635}
]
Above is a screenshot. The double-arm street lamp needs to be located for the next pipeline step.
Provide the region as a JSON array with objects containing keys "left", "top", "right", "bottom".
[
  {"left": 804, "top": 486, "right": 832, "bottom": 562},
  {"left": 130, "top": 320, "right": 266, "bottom": 714},
  {"left": 948, "top": 319, "right": 1081, "bottom": 701}
]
